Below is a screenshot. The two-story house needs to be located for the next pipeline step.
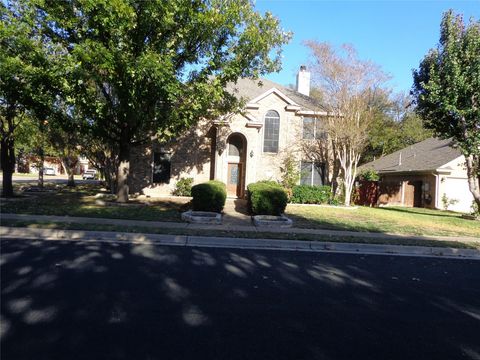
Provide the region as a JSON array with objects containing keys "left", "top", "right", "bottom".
[{"left": 129, "top": 66, "right": 329, "bottom": 198}]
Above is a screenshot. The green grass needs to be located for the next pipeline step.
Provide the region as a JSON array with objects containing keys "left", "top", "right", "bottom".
[
  {"left": 2, "top": 219, "right": 479, "bottom": 249},
  {"left": 1, "top": 184, "right": 185, "bottom": 222},
  {"left": 286, "top": 205, "right": 480, "bottom": 238}
]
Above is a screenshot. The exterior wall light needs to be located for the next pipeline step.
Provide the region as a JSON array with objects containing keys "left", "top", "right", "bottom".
[{"left": 250, "top": 150, "right": 254, "bottom": 158}]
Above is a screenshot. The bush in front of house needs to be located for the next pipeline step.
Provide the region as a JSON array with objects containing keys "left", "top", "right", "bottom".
[
  {"left": 172, "top": 177, "right": 194, "bottom": 196},
  {"left": 290, "top": 185, "right": 331, "bottom": 204},
  {"left": 247, "top": 181, "right": 288, "bottom": 215},
  {"left": 191, "top": 180, "right": 227, "bottom": 213}
]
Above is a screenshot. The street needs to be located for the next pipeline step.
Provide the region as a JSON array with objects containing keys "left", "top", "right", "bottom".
[{"left": 1, "top": 238, "right": 480, "bottom": 360}]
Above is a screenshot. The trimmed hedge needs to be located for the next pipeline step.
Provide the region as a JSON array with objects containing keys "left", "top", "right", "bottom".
[
  {"left": 191, "top": 180, "right": 227, "bottom": 213},
  {"left": 247, "top": 181, "right": 288, "bottom": 215},
  {"left": 290, "top": 185, "right": 331, "bottom": 204}
]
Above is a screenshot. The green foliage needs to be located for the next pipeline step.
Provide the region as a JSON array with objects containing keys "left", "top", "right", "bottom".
[
  {"left": 191, "top": 180, "right": 227, "bottom": 213},
  {"left": 290, "top": 185, "right": 331, "bottom": 204},
  {"left": 358, "top": 169, "right": 380, "bottom": 182},
  {"left": 412, "top": 10, "right": 480, "bottom": 158},
  {"left": 22, "top": 0, "right": 291, "bottom": 200},
  {"left": 280, "top": 155, "right": 300, "bottom": 198},
  {"left": 412, "top": 10, "right": 480, "bottom": 207},
  {"left": 172, "top": 178, "right": 194, "bottom": 197},
  {"left": 471, "top": 201, "right": 480, "bottom": 216},
  {"left": 441, "top": 193, "right": 459, "bottom": 211},
  {"left": 362, "top": 93, "right": 432, "bottom": 163},
  {"left": 247, "top": 181, "right": 288, "bottom": 215}
]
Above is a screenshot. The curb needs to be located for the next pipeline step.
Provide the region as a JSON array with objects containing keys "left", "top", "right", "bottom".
[{"left": 1, "top": 226, "right": 479, "bottom": 260}]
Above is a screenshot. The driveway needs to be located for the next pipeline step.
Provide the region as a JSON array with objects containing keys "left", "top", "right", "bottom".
[{"left": 1, "top": 238, "right": 480, "bottom": 360}]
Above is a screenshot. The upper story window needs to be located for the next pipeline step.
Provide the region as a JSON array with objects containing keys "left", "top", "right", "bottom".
[
  {"left": 263, "top": 110, "right": 280, "bottom": 153},
  {"left": 303, "top": 117, "right": 327, "bottom": 140}
]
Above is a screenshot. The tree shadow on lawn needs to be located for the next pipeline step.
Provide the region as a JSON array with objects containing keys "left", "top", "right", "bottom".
[
  {"left": 285, "top": 211, "right": 395, "bottom": 234},
  {"left": 2, "top": 238, "right": 480, "bottom": 360},
  {"left": 378, "top": 206, "right": 465, "bottom": 219}
]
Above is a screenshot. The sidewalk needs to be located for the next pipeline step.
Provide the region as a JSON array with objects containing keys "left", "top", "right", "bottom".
[
  {"left": 2, "top": 212, "right": 479, "bottom": 244},
  {"left": 1, "top": 226, "right": 479, "bottom": 260}
]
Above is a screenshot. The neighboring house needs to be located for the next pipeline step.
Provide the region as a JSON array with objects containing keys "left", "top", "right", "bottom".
[
  {"left": 130, "top": 66, "right": 330, "bottom": 198},
  {"left": 360, "top": 137, "right": 475, "bottom": 213}
]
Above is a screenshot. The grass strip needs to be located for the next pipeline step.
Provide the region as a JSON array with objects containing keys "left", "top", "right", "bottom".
[{"left": 2, "top": 219, "right": 479, "bottom": 250}]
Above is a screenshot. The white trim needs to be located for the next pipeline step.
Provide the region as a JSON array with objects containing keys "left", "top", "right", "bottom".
[
  {"left": 285, "top": 105, "right": 301, "bottom": 112},
  {"left": 249, "top": 87, "right": 299, "bottom": 106},
  {"left": 296, "top": 110, "right": 329, "bottom": 116},
  {"left": 245, "top": 103, "right": 260, "bottom": 110},
  {"left": 244, "top": 113, "right": 258, "bottom": 122}
]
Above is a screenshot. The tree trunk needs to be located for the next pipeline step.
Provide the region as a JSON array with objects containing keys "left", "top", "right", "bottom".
[
  {"left": 1, "top": 134, "right": 15, "bottom": 197},
  {"left": 61, "top": 156, "right": 76, "bottom": 187},
  {"left": 1, "top": 108, "right": 16, "bottom": 197},
  {"left": 465, "top": 155, "right": 480, "bottom": 210},
  {"left": 38, "top": 147, "right": 44, "bottom": 190},
  {"left": 116, "top": 145, "right": 130, "bottom": 202}
]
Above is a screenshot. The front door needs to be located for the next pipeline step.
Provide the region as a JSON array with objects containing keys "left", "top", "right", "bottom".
[{"left": 227, "top": 162, "right": 242, "bottom": 197}]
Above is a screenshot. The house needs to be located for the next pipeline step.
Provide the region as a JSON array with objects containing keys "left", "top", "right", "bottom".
[
  {"left": 359, "top": 137, "right": 475, "bottom": 213},
  {"left": 129, "top": 66, "right": 330, "bottom": 198}
]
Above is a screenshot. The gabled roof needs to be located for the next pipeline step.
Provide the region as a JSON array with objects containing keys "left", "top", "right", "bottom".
[
  {"left": 360, "top": 137, "right": 463, "bottom": 174},
  {"left": 225, "top": 77, "right": 325, "bottom": 112}
]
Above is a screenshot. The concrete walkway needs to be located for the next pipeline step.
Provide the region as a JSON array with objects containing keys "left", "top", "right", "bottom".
[{"left": 1, "top": 212, "right": 479, "bottom": 245}]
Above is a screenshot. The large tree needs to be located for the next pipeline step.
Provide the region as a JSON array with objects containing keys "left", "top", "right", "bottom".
[
  {"left": 306, "top": 41, "right": 390, "bottom": 206},
  {"left": 412, "top": 10, "right": 480, "bottom": 209},
  {"left": 27, "top": 0, "right": 290, "bottom": 202}
]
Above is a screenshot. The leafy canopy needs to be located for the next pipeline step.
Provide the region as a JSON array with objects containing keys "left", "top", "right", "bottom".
[
  {"left": 30, "top": 0, "right": 291, "bottom": 146},
  {"left": 412, "top": 10, "right": 480, "bottom": 158}
]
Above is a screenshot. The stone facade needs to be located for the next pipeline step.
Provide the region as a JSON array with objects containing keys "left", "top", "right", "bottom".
[{"left": 129, "top": 73, "right": 329, "bottom": 198}]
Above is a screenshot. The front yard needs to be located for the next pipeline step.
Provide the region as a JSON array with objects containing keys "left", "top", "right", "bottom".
[
  {"left": 1, "top": 184, "right": 479, "bottom": 240},
  {"left": 286, "top": 205, "right": 480, "bottom": 238},
  {"left": 0, "top": 185, "right": 185, "bottom": 222}
]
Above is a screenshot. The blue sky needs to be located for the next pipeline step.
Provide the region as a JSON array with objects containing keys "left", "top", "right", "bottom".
[{"left": 254, "top": 0, "right": 479, "bottom": 94}]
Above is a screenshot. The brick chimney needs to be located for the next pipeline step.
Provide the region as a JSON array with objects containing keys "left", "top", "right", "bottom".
[{"left": 296, "top": 65, "right": 311, "bottom": 96}]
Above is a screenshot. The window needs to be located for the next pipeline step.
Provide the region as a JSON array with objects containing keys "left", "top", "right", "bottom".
[
  {"left": 303, "top": 117, "right": 327, "bottom": 140},
  {"left": 153, "top": 151, "right": 171, "bottom": 184},
  {"left": 263, "top": 110, "right": 280, "bottom": 153},
  {"left": 228, "top": 134, "right": 244, "bottom": 157},
  {"left": 300, "top": 161, "right": 326, "bottom": 186}
]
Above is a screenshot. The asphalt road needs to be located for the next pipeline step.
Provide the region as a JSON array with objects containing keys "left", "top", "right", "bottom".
[{"left": 1, "top": 238, "right": 480, "bottom": 360}]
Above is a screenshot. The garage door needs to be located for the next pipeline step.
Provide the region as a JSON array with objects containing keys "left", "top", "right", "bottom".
[{"left": 443, "top": 178, "right": 475, "bottom": 213}]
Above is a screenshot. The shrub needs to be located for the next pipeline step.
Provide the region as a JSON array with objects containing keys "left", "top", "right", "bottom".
[
  {"left": 191, "top": 180, "right": 227, "bottom": 213},
  {"left": 358, "top": 169, "right": 380, "bottom": 182},
  {"left": 172, "top": 177, "right": 194, "bottom": 196},
  {"left": 280, "top": 155, "right": 300, "bottom": 199},
  {"left": 247, "top": 181, "right": 288, "bottom": 215},
  {"left": 290, "top": 185, "right": 331, "bottom": 204}
]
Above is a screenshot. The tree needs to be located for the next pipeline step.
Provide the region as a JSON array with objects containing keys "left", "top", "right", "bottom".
[
  {"left": 306, "top": 41, "right": 390, "bottom": 206},
  {"left": 412, "top": 10, "right": 480, "bottom": 208},
  {"left": 0, "top": 2, "right": 54, "bottom": 196},
  {"left": 362, "top": 92, "right": 432, "bottom": 163},
  {"left": 27, "top": 0, "right": 290, "bottom": 202}
]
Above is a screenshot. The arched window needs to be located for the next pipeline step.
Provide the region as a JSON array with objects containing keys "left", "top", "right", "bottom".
[{"left": 263, "top": 110, "right": 280, "bottom": 153}]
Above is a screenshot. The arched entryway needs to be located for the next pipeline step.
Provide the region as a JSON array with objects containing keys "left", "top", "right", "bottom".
[{"left": 226, "top": 133, "right": 247, "bottom": 198}]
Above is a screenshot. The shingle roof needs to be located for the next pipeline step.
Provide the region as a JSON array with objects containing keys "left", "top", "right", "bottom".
[
  {"left": 360, "top": 137, "right": 463, "bottom": 173},
  {"left": 225, "top": 77, "right": 325, "bottom": 112}
]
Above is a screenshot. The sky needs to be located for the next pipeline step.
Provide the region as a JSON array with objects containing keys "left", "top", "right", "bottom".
[{"left": 253, "top": 0, "right": 480, "bottom": 94}]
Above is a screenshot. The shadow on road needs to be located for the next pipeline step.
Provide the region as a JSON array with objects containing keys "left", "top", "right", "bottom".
[{"left": 1, "top": 239, "right": 480, "bottom": 360}]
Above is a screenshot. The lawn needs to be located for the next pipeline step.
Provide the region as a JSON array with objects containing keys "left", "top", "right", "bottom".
[
  {"left": 286, "top": 205, "right": 480, "bottom": 238},
  {"left": 0, "top": 184, "right": 186, "bottom": 222}
]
